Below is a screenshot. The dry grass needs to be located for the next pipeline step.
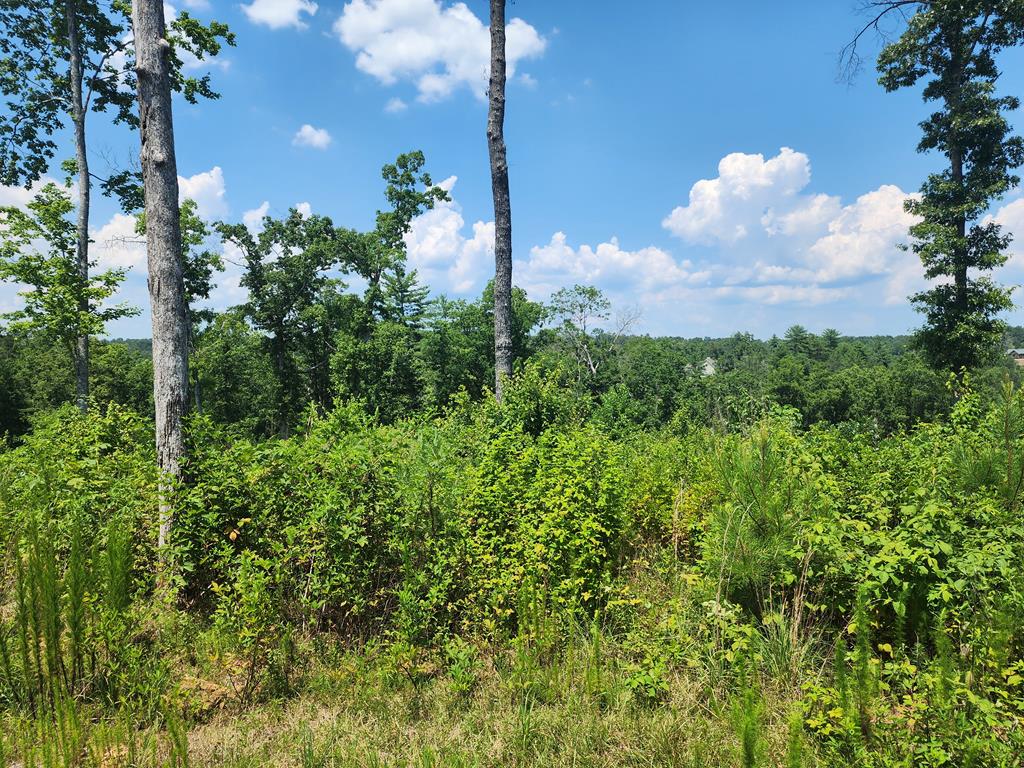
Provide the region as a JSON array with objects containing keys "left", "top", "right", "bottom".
[{"left": 181, "top": 644, "right": 803, "bottom": 768}]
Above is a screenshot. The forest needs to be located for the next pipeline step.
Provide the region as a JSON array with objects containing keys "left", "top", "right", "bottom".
[{"left": 3, "top": 1, "right": 1024, "bottom": 766}]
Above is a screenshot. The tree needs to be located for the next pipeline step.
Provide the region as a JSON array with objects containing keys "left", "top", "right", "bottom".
[
  {"left": 0, "top": 0, "right": 233, "bottom": 407},
  {"left": 382, "top": 264, "right": 431, "bottom": 328},
  {"left": 361, "top": 151, "right": 447, "bottom": 318},
  {"left": 131, "top": 0, "right": 190, "bottom": 565},
  {"left": 488, "top": 0, "right": 513, "bottom": 401},
  {"left": 137, "top": 198, "right": 223, "bottom": 410},
  {"left": 418, "top": 283, "right": 544, "bottom": 409},
  {"left": 193, "top": 311, "right": 277, "bottom": 436},
  {"left": 332, "top": 321, "right": 423, "bottom": 422},
  {"left": 217, "top": 153, "right": 444, "bottom": 428},
  {"left": 548, "top": 285, "right": 637, "bottom": 385},
  {"left": 850, "top": 1, "right": 1024, "bottom": 370},
  {"left": 0, "top": 183, "right": 137, "bottom": 396},
  {"left": 219, "top": 209, "right": 351, "bottom": 428}
]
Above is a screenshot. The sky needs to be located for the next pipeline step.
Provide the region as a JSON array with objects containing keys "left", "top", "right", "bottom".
[{"left": 4, "top": 0, "right": 1024, "bottom": 339}]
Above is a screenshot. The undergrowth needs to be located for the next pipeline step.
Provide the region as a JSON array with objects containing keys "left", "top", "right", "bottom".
[{"left": 1, "top": 374, "right": 1022, "bottom": 766}]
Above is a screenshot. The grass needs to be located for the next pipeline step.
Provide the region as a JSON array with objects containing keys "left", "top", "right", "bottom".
[
  {"left": 181, "top": 645, "right": 796, "bottom": 768},
  {"left": 0, "top": 586, "right": 807, "bottom": 768}
]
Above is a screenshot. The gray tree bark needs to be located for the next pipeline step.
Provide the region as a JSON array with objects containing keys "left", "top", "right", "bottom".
[
  {"left": 132, "top": 0, "right": 189, "bottom": 564},
  {"left": 488, "top": 0, "right": 513, "bottom": 402},
  {"left": 65, "top": 0, "right": 90, "bottom": 412}
]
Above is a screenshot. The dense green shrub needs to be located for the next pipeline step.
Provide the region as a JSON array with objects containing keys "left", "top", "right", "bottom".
[{"left": 2, "top": 371, "right": 1024, "bottom": 763}]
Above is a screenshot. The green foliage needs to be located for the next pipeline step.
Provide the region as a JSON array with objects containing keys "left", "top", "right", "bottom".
[
  {"left": 192, "top": 313, "right": 277, "bottom": 435},
  {"left": 0, "top": 0, "right": 233, "bottom": 195},
  {"left": 331, "top": 320, "right": 423, "bottom": 422},
  {"left": 701, "top": 410, "right": 820, "bottom": 614},
  {"left": 3, "top": 368, "right": 1024, "bottom": 763},
  {"left": 0, "top": 509, "right": 167, "bottom": 717},
  {"left": 0, "top": 183, "right": 137, "bottom": 351},
  {"left": 876, "top": 2, "right": 1024, "bottom": 370}
]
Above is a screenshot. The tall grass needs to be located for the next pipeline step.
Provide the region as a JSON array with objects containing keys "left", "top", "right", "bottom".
[{"left": 0, "top": 512, "right": 135, "bottom": 713}]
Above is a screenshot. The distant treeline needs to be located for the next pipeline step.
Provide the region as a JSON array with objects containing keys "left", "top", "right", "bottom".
[{"left": 4, "top": 295, "right": 1021, "bottom": 440}]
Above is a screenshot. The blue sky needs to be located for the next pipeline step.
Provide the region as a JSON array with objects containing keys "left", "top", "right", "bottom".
[{"left": 4, "top": 0, "right": 1024, "bottom": 339}]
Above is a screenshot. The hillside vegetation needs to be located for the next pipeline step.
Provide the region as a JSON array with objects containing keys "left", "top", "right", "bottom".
[{"left": 2, "top": 368, "right": 1023, "bottom": 766}]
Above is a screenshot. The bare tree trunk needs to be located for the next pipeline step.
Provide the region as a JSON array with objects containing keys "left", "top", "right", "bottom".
[
  {"left": 950, "top": 141, "right": 968, "bottom": 314},
  {"left": 65, "top": 0, "right": 90, "bottom": 412},
  {"left": 488, "top": 0, "right": 513, "bottom": 402},
  {"left": 946, "top": 47, "right": 969, "bottom": 321},
  {"left": 132, "top": 0, "right": 189, "bottom": 574}
]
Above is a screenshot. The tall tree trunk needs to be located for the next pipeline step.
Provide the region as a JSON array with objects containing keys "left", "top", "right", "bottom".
[
  {"left": 65, "top": 0, "right": 90, "bottom": 412},
  {"left": 132, "top": 0, "right": 189, "bottom": 572},
  {"left": 950, "top": 141, "right": 968, "bottom": 314},
  {"left": 947, "top": 41, "right": 969, "bottom": 319},
  {"left": 187, "top": 313, "right": 202, "bottom": 413},
  {"left": 488, "top": 0, "right": 513, "bottom": 402}
]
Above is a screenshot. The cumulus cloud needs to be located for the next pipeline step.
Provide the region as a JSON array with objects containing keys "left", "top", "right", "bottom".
[
  {"left": 662, "top": 147, "right": 829, "bottom": 244},
  {"left": 992, "top": 198, "right": 1024, "bottom": 268},
  {"left": 92, "top": 213, "right": 146, "bottom": 270},
  {"left": 0, "top": 178, "right": 58, "bottom": 209},
  {"left": 403, "top": 176, "right": 494, "bottom": 293},
  {"left": 811, "top": 185, "right": 917, "bottom": 286},
  {"left": 242, "top": 201, "right": 270, "bottom": 231},
  {"left": 658, "top": 147, "right": 928, "bottom": 319},
  {"left": 241, "top": 0, "right": 318, "bottom": 29},
  {"left": 293, "top": 124, "right": 332, "bottom": 149},
  {"left": 518, "top": 232, "right": 706, "bottom": 299},
  {"left": 384, "top": 97, "right": 408, "bottom": 113},
  {"left": 335, "top": 0, "right": 547, "bottom": 101},
  {"left": 179, "top": 166, "right": 228, "bottom": 219}
]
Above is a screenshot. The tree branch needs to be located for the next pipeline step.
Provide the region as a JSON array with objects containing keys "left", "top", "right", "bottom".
[{"left": 839, "top": 1, "right": 929, "bottom": 82}]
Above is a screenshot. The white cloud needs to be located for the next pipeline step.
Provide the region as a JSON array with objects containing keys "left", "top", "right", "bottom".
[
  {"left": 0, "top": 178, "right": 56, "bottom": 209},
  {"left": 295, "top": 201, "right": 312, "bottom": 217},
  {"left": 518, "top": 232, "right": 705, "bottom": 299},
  {"left": 404, "top": 175, "right": 493, "bottom": 293},
  {"left": 335, "top": 0, "right": 547, "bottom": 101},
  {"left": 241, "top": 0, "right": 318, "bottom": 29},
  {"left": 242, "top": 201, "right": 270, "bottom": 232},
  {"left": 178, "top": 166, "right": 228, "bottom": 219},
  {"left": 993, "top": 198, "right": 1024, "bottom": 268},
  {"left": 384, "top": 97, "right": 408, "bottom": 113},
  {"left": 658, "top": 147, "right": 928, "bottom": 318},
  {"left": 293, "top": 124, "right": 332, "bottom": 149},
  {"left": 807, "top": 185, "right": 918, "bottom": 295},
  {"left": 92, "top": 213, "right": 145, "bottom": 270},
  {"left": 713, "top": 284, "right": 850, "bottom": 306},
  {"left": 662, "top": 147, "right": 827, "bottom": 244}
]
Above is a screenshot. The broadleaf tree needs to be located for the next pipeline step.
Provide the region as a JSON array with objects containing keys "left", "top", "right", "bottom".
[
  {"left": 0, "top": 0, "right": 233, "bottom": 408},
  {"left": 0, "top": 182, "right": 137, "bottom": 384},
  {"left": 131, "top": 0, "right": 193, "bottom": 571},
  {"left": 137, "top": 197, "right": 224, "bottom": 411}
]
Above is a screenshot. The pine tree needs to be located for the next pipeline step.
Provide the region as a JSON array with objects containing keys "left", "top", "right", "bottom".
[
  {"left": 870, "top": 2, "right": 1024, "bottom": 370},
  {"left": 383, "top": 264, "right": 431, "bottom": 329}
]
